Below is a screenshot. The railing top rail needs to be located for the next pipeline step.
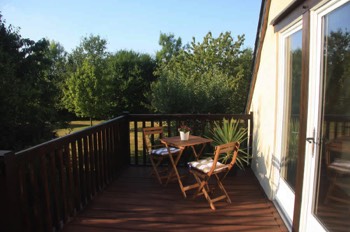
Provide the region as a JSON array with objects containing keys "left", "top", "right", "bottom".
[
  {"left": 16, "top": 114, "right": 127, "bottom": 156},
  {"left": 324, "top": 114, "right": 350, "bottom": 121},
  {"left": 128, "top": 113, "right": 252, "bottom": 121}
]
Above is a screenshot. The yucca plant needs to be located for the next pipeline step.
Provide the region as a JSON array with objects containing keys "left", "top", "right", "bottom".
[{"left": 208, "top": 118, "right": 250, "bottom": 169}]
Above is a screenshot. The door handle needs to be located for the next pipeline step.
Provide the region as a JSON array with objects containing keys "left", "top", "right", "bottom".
[
  {"left": 306, "top": 128, "right": 316, "bottom": 156},
  {"left": 306, "top": 137, "right": 315, "bottom": 144}
]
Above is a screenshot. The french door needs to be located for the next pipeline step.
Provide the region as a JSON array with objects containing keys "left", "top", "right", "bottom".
[
  {"left": 275, "top": 20, "right": 303, "bottom": 225},
  {"left": 301, "top": 0, "right": 350, "bottom": 231}
]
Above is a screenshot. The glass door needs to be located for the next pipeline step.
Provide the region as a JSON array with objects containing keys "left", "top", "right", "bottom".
[
  {"left": 302, "top": 1, "right": 350, "bottom": 231},
  {"left": 275, "top": 21, "right": 302, "bottom": 224}
]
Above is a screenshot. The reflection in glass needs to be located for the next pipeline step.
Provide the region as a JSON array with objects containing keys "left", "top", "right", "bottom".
[
  {"left": 314, "top": 2, "right": 350, "bottom": 231},
  {"left": 282, "top": 30, "right": 302, "bottom": 191}
]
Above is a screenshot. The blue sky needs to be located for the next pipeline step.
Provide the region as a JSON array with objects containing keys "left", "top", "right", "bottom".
[{"left": 0, "top": 0, "right": 261, "bottom": 56}]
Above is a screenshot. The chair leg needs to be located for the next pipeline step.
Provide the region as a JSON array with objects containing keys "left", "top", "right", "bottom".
[
  {"left": 202, "top": 185, "right": 216, "bottom": 210},
  {"left": 325, "top": 180, "right": 335, "bottom": 204},
  {"left": 150, "top": 156, "right": 164, "bottom": 184},
  {"left": 191, "top": 173, "right": 216, "bottom": 210},
  {"left": 192, "top": 173, "right": 204, "bottom": 199},
  {"left": 215, "top": 174, "right": 231, "bottom": 203}
]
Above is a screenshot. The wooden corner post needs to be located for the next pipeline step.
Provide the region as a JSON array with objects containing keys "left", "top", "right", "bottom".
[{"left": 0, "top": 151, "right": 22, "bottom": 232}]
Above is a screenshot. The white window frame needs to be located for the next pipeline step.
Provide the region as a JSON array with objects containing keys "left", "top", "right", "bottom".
[{"left": 275, "top": 19, "right": 302, "bottom": 225}]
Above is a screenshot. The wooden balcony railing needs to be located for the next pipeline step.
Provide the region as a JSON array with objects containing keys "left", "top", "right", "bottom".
[
  {"left": 0, "top": 113, "right": 253, "bottom": 231},
  {"left": 0, "top": 115, "right": 130, "bottom": 232}
]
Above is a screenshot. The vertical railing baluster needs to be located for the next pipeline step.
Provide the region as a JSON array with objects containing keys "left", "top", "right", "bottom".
[
  {"left": 110, "top": 125, "right": 116, "bottom": 177},
  {"left": 40, "top": 154, "right": 52, "bottom": 232},
  {"left": 99, "top": 129, "right": 105, "bottom": 187},
  {"left": 83, "top": 135, "right": 91, "bottom": 200},
  {"left": 28, "top": 161, "right": 44, "bottom": 231},
  {"left": 89, "top": 134, "right": 96, "bottom": 196},
  {"left": 71, "top": 141, "right": 81, "bottom": 210},
  {"left": 142, "top": 121, "right": 146, "bottom": 165},
  {"left": 107, "top": 127, "right": 112, "bottom": 180},
  {"left": 334, "top": 122, "right": 338, "bottom": 138},
  {"left": 103, "top": 127, "right": 109, "bottom": 183},
  {"left": 64, "top": 144, "right": 74, "bottom": 216},
  {"left": 57, "top": 148, "right": 68, "bottom": 225},
  {"left": 77, "top": 139, "right": 86, "bottom": 205},
  {"left": 94, "top": 131, "right": 100, "bottom": 191},
  {"left": 134, "top": 120, "right": 138, "bottom": 165},
  {"left": 166, "top": 119, "right": 171, "bottom": 136},
  {"left": 48, "top": 150, "right": 60, "bottom": 229},
  {"left": 18, "top": 163, "right": 31, "bottom": 230}
]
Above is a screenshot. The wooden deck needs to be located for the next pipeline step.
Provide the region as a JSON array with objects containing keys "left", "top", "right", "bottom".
[{"left": 63, "top": 166, "right": 288, "bottom": 232}]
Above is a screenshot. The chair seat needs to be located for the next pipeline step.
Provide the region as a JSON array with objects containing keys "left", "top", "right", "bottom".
[
  {"left": 329, "top": 159, "right": 350, "bottom": 174},
  {"left": 188, "top": 157, "right": 228, "bottom": 173},
  {"left": 151, "top": 147, "right": 180, "bottom": 156}
]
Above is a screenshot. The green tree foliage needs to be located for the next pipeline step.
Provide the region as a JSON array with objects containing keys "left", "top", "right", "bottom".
[
  {"left": 108, "top": 50, "right": 156, "bottom": 115},
  {"left": 44, "top": 40, "right": 72, "bottom": 121},
  {"left": 46, "top": 40, "right": 68, "bottom": 87},
  {"left": 291, "top": 48, "right": 302, "bottom": 115},
  {"left": 63, "top": 35, "right": 112, "bottom": 123},
  {"left": 156, "top": 33, "right": 184, "bottom": 64},
  {"left": 0, "top": 15, "right": 63, "bottom": 149},
  {"left": 324, "top": 29, "right": 350, "bottom": 115},
  {"left": 151, "top": 32, "right": 252, "bottom": 113}
]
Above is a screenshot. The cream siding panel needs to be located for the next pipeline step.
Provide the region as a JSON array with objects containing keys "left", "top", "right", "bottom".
[{"left": 249, "top": 0, "right": 294, "bottom": 199}]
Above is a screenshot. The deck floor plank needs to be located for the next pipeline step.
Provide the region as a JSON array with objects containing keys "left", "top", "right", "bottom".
[{"left": 63, "top": 167, "right": 288, "bottom": 232}]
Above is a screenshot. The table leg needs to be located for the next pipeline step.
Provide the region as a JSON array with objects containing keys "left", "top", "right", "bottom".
[
  {"left": 166, "top": 147, "right": 187, "bottom": 198},
  {"left": 191, "top": 143, "right": 208, "bottom": 160}
]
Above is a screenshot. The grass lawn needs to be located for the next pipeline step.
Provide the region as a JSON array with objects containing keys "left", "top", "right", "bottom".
[{"left": 55, "top": 120, "right": 104, "bottom": 137}]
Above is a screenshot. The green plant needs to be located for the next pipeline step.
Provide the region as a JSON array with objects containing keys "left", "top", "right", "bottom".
[
  {"left": 208, "top": 118, "right": 250, "bottom": 169},
  {"left": 178, "top": 124, "right": 191, "bottom": 133}
]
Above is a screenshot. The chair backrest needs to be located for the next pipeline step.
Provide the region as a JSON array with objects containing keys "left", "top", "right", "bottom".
[
  {"left": 325, "top": 136, "right": 350, "bottom": 166},
  {"left": 208, "top": 141, "right": 240, "bottom": 176},
  {"left": 142, "top": 127, "right": 164, "bottom": 154}
]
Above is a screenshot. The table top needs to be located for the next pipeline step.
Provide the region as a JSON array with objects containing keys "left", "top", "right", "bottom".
[
  {"left": 161, "top": 135, "right": 213, "bottom": 148},
  {"left": 327, "top": 136, "right": 350, "bottom": 153}
]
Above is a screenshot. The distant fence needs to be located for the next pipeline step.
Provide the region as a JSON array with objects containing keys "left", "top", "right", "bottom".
[
  {"left": 324, "top": 115, "right": 350, "bottom": 141},
  {"left": 127, "top": 113, "right": 254, "bottom": 166}
]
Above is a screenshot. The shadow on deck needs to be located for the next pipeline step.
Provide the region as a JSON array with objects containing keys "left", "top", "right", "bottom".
[{"left": 63, "top": 167, "right": 288, "bottom": 232}]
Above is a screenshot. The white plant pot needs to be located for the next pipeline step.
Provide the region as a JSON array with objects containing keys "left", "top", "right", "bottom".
[{"left": 180, "top": 131, "right": 190, "bottom": 141}]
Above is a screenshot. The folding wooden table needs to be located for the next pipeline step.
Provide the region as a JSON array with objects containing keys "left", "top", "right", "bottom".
[{"left": 161, "top": 135, "right": 213, "bottom": 198}]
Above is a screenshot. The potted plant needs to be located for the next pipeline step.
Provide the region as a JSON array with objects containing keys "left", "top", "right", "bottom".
[
  {"left": 178, "top": 124, "right": 191, "bottom": 141},
  {"left": 208, "top": 118, "right": 250, "bottom": 169}
]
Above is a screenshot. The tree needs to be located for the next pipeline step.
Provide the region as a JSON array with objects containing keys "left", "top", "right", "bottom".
[
  {"left": 324, "top": 29, "right": 350, "bottom": 115},
  {"left": 43, "top": 40, "right": 73, "bottom": 122},
  {"left": 63, "top": 35, "right": 112, "bottom": 124},
  {"left": 0, "top": 14, "right": 63, "bottom": 149},
  {"left": 151, "top": 31, "right": 252, "bottom": 113},
  {"left": 108, "top": 50, "right": 156, "bottom": 115},
  {"left": 64, "top": 60, "right": 110, "bottom": 121},
  {"left": 156, "top": 32, "right": 184, "bottom": 64}
]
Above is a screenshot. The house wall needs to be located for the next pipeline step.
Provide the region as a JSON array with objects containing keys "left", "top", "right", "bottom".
[{"left": 249, "top": 0, "right": 294, "bottom": 200}]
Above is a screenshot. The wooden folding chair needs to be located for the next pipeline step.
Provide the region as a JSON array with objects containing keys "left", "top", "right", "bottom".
[
  {"left": 188, "top": 141, "right": 240, "bottom": 210},
  {"left": 143, "top": 127, "right": 181, "bottom": 184}
]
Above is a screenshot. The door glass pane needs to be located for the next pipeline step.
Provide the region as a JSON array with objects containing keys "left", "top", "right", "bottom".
[
  {"left": 282, "top": 30, "right": 302, "bottom": 191},
  {"left": 314, "top": 2, "right": 350, "bottom": 231}
]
